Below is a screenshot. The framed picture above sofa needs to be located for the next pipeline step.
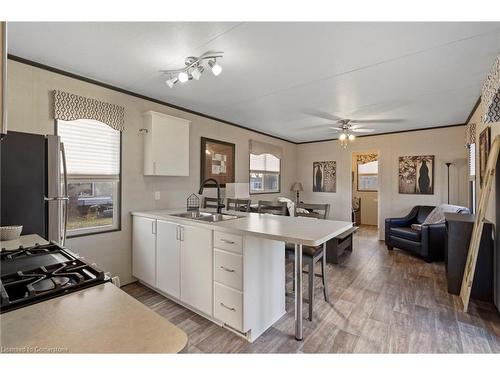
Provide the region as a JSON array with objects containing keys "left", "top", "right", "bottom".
[{"left": 398, "top": 155, "right": 434, "bottom": 195}]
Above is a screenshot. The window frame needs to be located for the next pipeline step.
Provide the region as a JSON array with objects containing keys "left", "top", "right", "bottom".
[
  {"left": 357, "top": 160, "right": 378, "bottom": 192},
  {"left": 55, "top": 119, "right": 122, "bottom": 238},
  {"left": 249, "top": 154, "right": 281, "bottom": 195}
]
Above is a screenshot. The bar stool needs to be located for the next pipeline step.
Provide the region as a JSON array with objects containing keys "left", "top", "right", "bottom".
[{"left": 285, "top": 203, "right": 331, "bottom": 321}]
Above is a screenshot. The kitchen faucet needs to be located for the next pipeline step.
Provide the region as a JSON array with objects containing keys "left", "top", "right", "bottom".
[{"left": 198, "top": 178, "right": 223, "bottom": 214}]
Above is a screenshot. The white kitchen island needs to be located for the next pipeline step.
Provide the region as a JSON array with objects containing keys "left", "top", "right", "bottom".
[{"left": 131, "top": 209, "right": 353, "bottom": 341}]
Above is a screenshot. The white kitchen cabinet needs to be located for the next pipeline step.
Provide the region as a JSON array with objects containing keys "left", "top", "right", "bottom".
[
  {"left": 156, "top": 220, "right": 181, "bottom": 299},
  {"left": 132, "top": 216, "right": 157, "bottom": 287},
  {"left": 180, "top": 225, "right": 213, "bottom": 316},
  {"left": 142, "top": 111, "right": 190, "bottom": 176},
  {"left": 212, "top": 231, "right": 285, "bottom": 341}
]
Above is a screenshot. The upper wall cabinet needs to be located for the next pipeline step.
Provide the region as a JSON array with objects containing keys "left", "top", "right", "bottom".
[{"left": 143, "top": 111, "right": 190, "bottom": 176}]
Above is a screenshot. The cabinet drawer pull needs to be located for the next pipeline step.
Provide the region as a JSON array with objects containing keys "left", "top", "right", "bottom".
[
  {"left": 220, "top": 266, "right": 235, "bottom": 273},
  {"left": 220, "top": 302, "right": 236, "bottom": 311},
  {"left": 220, "top": 239, "right": 235, "bottom": 244}
]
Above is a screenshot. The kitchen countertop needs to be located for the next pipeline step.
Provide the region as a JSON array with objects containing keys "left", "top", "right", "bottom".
[
  {"left": 132, "top": 208, "right": 353, "bottom": 246},
  {"left": 0, "top": 282, "right": 188, "bottom": 353},
  {"left": 0, "top": 234, "right": 49, "bottom": 251}
]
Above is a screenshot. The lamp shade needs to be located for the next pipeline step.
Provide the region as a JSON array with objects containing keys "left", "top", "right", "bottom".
[
  {"left": 291, "top": 182, "right": 304, "bottom": 192},
  {"left": 225, "top": 183, "right": 250, "bottom": 199}
]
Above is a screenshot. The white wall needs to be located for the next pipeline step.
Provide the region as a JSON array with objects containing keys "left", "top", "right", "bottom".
[
  {"left": 7, "top": 60, "right": 297, "bottom": 284},
  {"left": 296, "top": 126, "right": 468, "bottom": 239}
]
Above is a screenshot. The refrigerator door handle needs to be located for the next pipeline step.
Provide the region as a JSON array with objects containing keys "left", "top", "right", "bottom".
[
  {"left": 60, "top": 142, "right": 69, "bottom": 246},
  {"left": 44, "top": 196, "right": 69, "bottom": 201}
]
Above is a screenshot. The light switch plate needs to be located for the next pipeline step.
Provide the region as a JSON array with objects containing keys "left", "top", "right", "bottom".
[{"left": 154, "top": 191, "right": 161, "bottom": 200}]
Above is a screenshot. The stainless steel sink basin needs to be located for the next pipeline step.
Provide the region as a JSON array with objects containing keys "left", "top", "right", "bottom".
[{"left": 169, "top": 211, "right": 242, "bottom": 222}]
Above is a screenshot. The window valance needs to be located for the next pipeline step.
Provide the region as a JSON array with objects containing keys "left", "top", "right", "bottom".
[
  {"left": 465, "top": 122, "right": 476, "bottom": 146},
  {"left": 356, "top": 153, "right": 378, "bottom": 165},
  {"left": 249, "top": 139, "right": 283, "bottom": 159},
  {"left": 53, "top": 90, "right": 125, "bottom": 131},
  {"left": 482, "top": 54, "right": 500, "bottom": 123}
]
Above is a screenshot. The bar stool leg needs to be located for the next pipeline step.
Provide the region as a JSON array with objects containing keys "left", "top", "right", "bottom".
[
  {"left": 308, "top": 259, "right": 314, "bottom": 321},
  {"left": 321, "top": 243, "right": 330, "bottom": 303}
]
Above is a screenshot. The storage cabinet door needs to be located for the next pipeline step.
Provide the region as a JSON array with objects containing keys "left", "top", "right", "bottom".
[
  {"left": 156, "top": 220, "right": 181, "bottom": 299},
  {"left": 152, "top": 115, "right": 189, "bottom": 176},
  {"left": 132, "top": 216, "right": 157, "bottom": 286},
  {"left": 180, "top": 225, "right": 213, "bottom": 316}
]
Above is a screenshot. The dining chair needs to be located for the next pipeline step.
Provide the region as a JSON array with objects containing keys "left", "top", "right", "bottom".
[
  {"left": 226, "top": 198, "right": 251, "bottom": 212},
  {"left": 257, "top": 200, "right": 288, "bottom": 216},
  {"left": 286, "top": 203, "right": 331, "bottom": 321}
]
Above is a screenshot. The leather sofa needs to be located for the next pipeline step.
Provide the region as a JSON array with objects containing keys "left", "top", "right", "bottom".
[{"left": 385, "top": 205, "right": 457, "bottom": 262}]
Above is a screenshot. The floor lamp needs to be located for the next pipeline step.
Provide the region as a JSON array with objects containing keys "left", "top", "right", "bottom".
[{"left": 445, "top": 162, "right": 452, "bottom": 204}]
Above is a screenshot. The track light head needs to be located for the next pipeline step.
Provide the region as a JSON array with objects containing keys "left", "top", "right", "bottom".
[
  {"left": 208, "top": 59, "right": 222, "bottom": 76},
  {"left": 191, "top": 65, "right": 203, "bottom": 80},
  {"left": 165, "top": 77, "right": 178, "bottom": 88},
  {"left": 178, "top": 71, "right": 189, "bottom": 83}
]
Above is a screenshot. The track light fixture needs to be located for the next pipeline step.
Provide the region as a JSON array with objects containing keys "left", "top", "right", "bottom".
[{"left": 161, "top": 51, "right": 224, "bottom": 88}]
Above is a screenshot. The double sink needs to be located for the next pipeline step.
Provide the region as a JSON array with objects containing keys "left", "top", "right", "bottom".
[{"left": 170, "top": 211, "right": 243, "bottom": 222}]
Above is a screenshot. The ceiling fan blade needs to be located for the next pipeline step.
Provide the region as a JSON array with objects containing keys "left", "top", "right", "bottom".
[
  {"left": 351, "top": 128, "right": 375, "bottom": 133},
  {"left": 328, "top": 127, "right": 343, "bottom": 131},
  {"left": 302, "top": 109, "right": 344, "bottom": 122},
  {"left": 350, "top": 118, "right": 405, "bottom": 124}
]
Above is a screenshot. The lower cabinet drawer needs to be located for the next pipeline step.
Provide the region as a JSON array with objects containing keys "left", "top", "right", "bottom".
[
  {"left": 214, "top": 282, "right": 244, "bottom": 332},
  {"left": 214, "top": 231, "right": 243, "bottom": 254},
  {"left": 214, "top": 249, "right": 243, "bottom": 290}
]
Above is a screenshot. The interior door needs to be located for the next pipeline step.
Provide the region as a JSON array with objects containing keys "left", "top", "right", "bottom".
[
  {"left": 156, "top": 220, "right": 181, "bottom": 299},
  {"left": 180, "top": 225, "right": 213, "bottom": 316}
]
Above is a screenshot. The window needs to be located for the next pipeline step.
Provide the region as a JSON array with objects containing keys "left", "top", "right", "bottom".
[
  {"left": 57, "top": 119, "right": 121, "bottom": 236},
  {"left": 468, "top": 143, "right": 476, "bottom": 213},
  {"left": 357, "top": 160, "right": 378, "bottom": 191},
  {"left": 249, "top": 153, "right": 281, "bottom": 194}
]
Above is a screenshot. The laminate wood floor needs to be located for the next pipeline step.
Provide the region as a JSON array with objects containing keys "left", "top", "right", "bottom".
[{"left": 122, "top": 225, "right": 500, "bottom": 353}]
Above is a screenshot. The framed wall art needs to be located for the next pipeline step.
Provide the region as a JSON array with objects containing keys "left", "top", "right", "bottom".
[
  {"left": 313, "top": 161, "right": 336, "bottom": 193},
  {"left": 398, "top": 155, "right": 434, "bottom": 194},
  {"left": 200, "top": 137, "right": 235, "bottom": 187}
]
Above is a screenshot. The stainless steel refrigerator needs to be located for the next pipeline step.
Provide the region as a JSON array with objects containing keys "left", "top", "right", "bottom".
[{"left": 1, "top": 131, "right": 68, "bottom": 245}]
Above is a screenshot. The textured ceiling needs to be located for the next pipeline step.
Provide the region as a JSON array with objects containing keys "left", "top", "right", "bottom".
[{"left": 8, "top": 22, "right": 500, "bottom": 142}]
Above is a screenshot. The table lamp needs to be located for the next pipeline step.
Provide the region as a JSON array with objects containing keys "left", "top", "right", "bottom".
[{"left": 291, "top": 182, "right": 303, "bottom": 204}]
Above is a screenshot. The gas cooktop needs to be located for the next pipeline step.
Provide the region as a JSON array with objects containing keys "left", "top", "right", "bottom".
[{"left": 1, "top": 242, "right": 109, "bottom": 313}]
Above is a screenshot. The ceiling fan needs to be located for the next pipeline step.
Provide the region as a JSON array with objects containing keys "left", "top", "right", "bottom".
[{"left": 302, "top": 109, "right": 404, "bottom": 147}]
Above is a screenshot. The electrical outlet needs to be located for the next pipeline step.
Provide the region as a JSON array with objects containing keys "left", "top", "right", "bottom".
[{"left": 154, "top": 191, "right": 161, "bottom": 200}]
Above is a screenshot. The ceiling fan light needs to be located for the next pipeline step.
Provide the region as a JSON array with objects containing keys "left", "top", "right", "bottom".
[
  {"left": 208, "top": 59, "right": 222, "bottom": 76},
  {"left": 339, "top": 133, "right": 347, "bottom": 141},
  {"left": 348, "top": 134, "right": 355, "bottom": 141},
  {"left": 165, "top": 77, "right": 178, "bottom": 88},
  {"left": 178, "top": 71, "right": 189, "bottom": 83}
]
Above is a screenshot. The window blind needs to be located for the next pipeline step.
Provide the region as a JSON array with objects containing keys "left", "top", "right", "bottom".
[
  {"left": 250, "top": 153, "right": 280, "bottom": 172},
  {"left": 58, "top": 119, "right": 120, "bottom": 176},
  {"left": 468, "top": 143, "right": 476, "bottom": 177},
  {"left": 358, "top": 160, "right": 378, "bottom": 174}
]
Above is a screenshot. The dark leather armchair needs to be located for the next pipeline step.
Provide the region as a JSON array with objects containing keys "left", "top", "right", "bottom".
[{"left": 385, "top": 206, "right": 444, "bottom": 262}]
